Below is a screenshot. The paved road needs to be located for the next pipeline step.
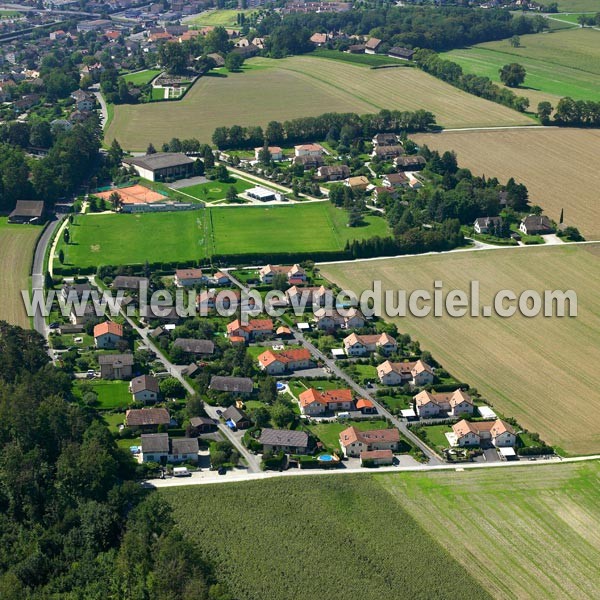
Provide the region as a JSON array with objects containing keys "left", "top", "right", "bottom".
[
  {"left": 91, "top": 85, "right": 108, "bottom": 130},
  {"left": 224, "top": 270, "right": 442, "bottom": 465},
  {"left": 114, "top": 301, "right": 262, "bottom": 473},
  {"left": 31, "top": 215, "right": 64, "bottom": 340}
]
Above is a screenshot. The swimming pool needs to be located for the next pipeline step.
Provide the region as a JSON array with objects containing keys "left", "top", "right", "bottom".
[{"left": 317, "top": 454, "right": 335, "bottom": 462}]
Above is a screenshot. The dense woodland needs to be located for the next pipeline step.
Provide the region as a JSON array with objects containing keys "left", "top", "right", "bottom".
[{"left": 0, "top": 322, "right": 232, "bottom": 599}]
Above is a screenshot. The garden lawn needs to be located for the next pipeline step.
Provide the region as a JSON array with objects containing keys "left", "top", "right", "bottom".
[
  {"left": 74, "top": 380, "right": 131, "bottom": 410},
  {"left": 311, "top": 48, "right": 410, "bottom": 68},
  {"left": 122, "top": 69, "right": 161, "bottom": 86},
  {"left": 419, "top": 424, "right": 454, "bottom": 450},
  {"left": 185, "top": 8, "right": 254, "bottom": 27},
  {"left": 179, "top": 177, "right": 253, "bottom": 202},
  {"left": 308, "top": 419, "right": 389, "bottom": 450}
]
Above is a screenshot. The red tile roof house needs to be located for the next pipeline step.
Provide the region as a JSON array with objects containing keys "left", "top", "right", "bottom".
[
  {"left": 339, "top": 426, "right": 400, "bottom": 457},
  {"left": 414, "top": 389, "right": 473, "bottom": 418},
  {"left": 377, "top": 359, "right": 434, "bottom": 386},
  {"left": 125, "top": 407, "right": 170, "bottom": 432},
  {"left": 343, "top": 332, "right": 397, "bottom": 357},
  {"left": 129, "top": 374, "right": 160, "bottom": 403},
  {"left": 174, "top": 268, "right": 206, "bottom": 287},
  {"left": 299, "top": 388, "right": 354, "bottom": 416},
  {"left": 313, "top": 307, "right": 366, "bottom": 331},
  {"left": 259, "top": 264, "right": 307, "bottom": 285},
  {"left": 94, "top": 321, "right": 124, "bottom": 349},
  {"left": 286, "top": 285, "right": 332, "bottom": 310},
  {"left": 452, "top": 419, "right": 516, "bottom": 448},
  {"left": 257, "top": 348, "right": 314, "bottom": 375},
  {"left": 364, "top": 37, "right": 382, "bottom": 54},
  {"left": 254, "top": 146, "right": 283, "bottom": 161},
  {"left": 356, "top": 398, "right": 377, "bottom": 415},
  {"left": 360, "top": 449, "right": 394, "bottom": 467},
  {"left": 226, "top": 318, "right": 274, "bottom": 342},
  {"left": 382, "top": 172, "right": 410, "bottom": 188},
  {"left": 293, "top": 144, "right": 325, "bottom": 158}
]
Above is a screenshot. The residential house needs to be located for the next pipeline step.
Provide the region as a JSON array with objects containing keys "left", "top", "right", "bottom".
[
  {"left": 125, "top": 407, "right": 170, "bottom": 431},
  {"left": 474, "top": 216, "right": 503, "bottom": 235},
  {"left": 111, "top": 275, "right": 149, "bottom": 291},
  {"left": 414, "top": 389, "right": 473, "bottom": 418},
  {"left": 98, "top": 353, "right": 134, "bottom": 379},
  {"left": 172, "top": 338, "right": 215, "bottom": 357},
  {"left": 189, "top": 416, "right": 218, "bottom": 434},
  {"left": 129, "top": 374, "right": 160, "bottom": 403},
  {"left": 347, "top": 44, "right": 366, "bottom": 54},
  {"left": 207, "top": 52, "right": 225, "bottom": 67},
  {"left": 226, "top": 318, "right": 274, "bottom": 341},
  {"left": 377, "top": 359, "right": 434, "bottom": 386},
  {"left": 372, "top": 133, "right": 398, "bottom": 146},
  {"left": 69, "top": 303, "right": 96, "bottom": 326},
  {"left": 382, "top": 172, "right": 409, "bottom": 188},
  {"left": 317, "top": 165, "right": 350, "bottom": 181},
  {"left": 356, "top": 398, "right": 377, "bottom": 414},
  {"left": 365, "top": 37, "right": 382, "bottom": 54},
  {"left": 174, "top": 268, "right": 205, "bottom": 287},
  {"left": 299, "top": 388, "right": 354, "bottom": 416},
  {"left": 344, "top": 332, "right": 397, "bottom": 356},
  {"left": 339, "top": 426, "right": 399, "bottom": 457},
  {"left": 257, "top": 348, "right": 314, "bottom": 375},
  {"left": 294, "top": 143, "right": 324, "bottom": 158},
  {"left": 209, "top": 375, "right": 254, "bottom": 397},
  {"left": 222, "top": 406, "right": 252, "bottom": 429},
  {"left": 314, "top": 307, "right": 366, "bottom": 330},
  {"left": 259, "top": 264, "right": 307, "bottom": 285},
  {"left": 452, "top": 419, "right": 516, "bottom": 448},
  {"left": 344, "top": 176, "right": 370, "bottom": 191},
  {"left": 254, "top": 146, "right": 283, "bottom": 161},
  {"left": 372, "top": 186, "right": 398, "bottom": 204},
  {"left": 8, "top": 200, "right": 45, "bottom": 224},
  {"left": 388, "top": 46, "right": 414, "bottom": 60},
  {"left": 140, "top": 433, "right": 199, "bottom": 463},
  {"left": 520, "top": 215, "right": 554, "bottom": 235},
  {"left": 259, "top": 428, "right": 310, "bottom": 454},
  {"left": 293, "top": 154, "right": 324, "bottom": 169},
  {"left": 286, "top": 285, "right": 331, "bottom": 308},
  {"left": 209, "top": 271, "right": 230, "bottom": 286},
  {"left": 309, "top": 32, "right": 328, "bottom": 46},
  {"left": 373, "top": 145, "right": 404, "bottom": 160},
  {"left": 123, "top": 152, "right": 195, "bottom": 182},
  {"left": 360, "top": 449, "right": 394, "bottom": 466},
  {"left": 94, "top": 321, "right": 124, "bottom": 349},
  {"left": 395, "top": 155, "right": 426, "bottom": 171},
  {"left": 71, "top": 89, "right": 95, "bottom": 111}
]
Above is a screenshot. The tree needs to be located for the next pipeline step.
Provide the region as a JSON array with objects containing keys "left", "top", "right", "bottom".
[
  {"left": 559, "top": 208, "right": 564, "bottom": 224},
  {"left": 509, "top": 35, "right": 520, "bottom": 48},
  {"left": 258, "top": 377, "right": 277, "bottom": 405},
  {"left": 44, "top": 270, "right": 53, "bottom": 289},
  {"left": 271, "top": 272, "right": 288, "bottom": 291},
  {"left": 58, "top": 249, "right": 64, "bottom": 264},
  {"left": 499, "top": 63, "right": 526, "bottom": 88},
  {"left": 63, "top": 228, "right": 70, "bottom": 244},
  {"left": 271, "top": 401, "right": 295, "bottom": 428},
  {"left": 258, "top": 143, "right": 271, "bottom": 166},
  {"left": 109, "top": 191, "right": 122, "bottom": 210},
  {"left": 159, "top": 377, "right": 185, "bottom": 399},
  {"left": 537, "top": 101, "right": 553, "bottom": 124},
  {"left": 146, "top": 142, "right": 156, "bottom": 154},
  {"left": 226, "top": 186, "right": 238, "bottom": 203},
  {"left": 225, "top": 52, "right": 244, "bottom": 72},
  {"left": 249, "top": 406, "right": 270, "bottom": 428},
  {"left": 215, "top": 164, "right": 229, "bottom": 182}
]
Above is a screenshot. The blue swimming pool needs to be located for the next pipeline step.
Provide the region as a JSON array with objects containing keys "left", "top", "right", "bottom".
[{"left": 317, "top": 454, "right": 335, "bottom": 462}]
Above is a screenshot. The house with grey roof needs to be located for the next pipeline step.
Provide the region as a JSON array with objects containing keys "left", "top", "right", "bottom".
[{"left": 258, "top": 428, "right": 310, "bottom": 454}]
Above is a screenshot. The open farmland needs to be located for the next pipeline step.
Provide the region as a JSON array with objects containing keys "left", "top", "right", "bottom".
[
  {"left": 184, "top": 8, "right": 254, "bottom": 27},
  {"left": 413, "top": 128, "right": 600, "bottom": 240},
  {"left": 443, "top": 28, "right": 600, "bottom": 103},
  {"left": 0, "top": 218, "right": 40, "bottom": 328},
  {"left": 557, "top": 0, "right": 600, "bottom": 10},
  {"left": 106, "top": 56, "right": 534, "bottom": 150},
  {"left": 321, "top": 244, "right": 600, "bottom": 455},
  {"left": 379, "top": 462, "right": 600, "bottom": 599},
  {"left": 54, "top": 203, "right": 389, "bottom": 269},
  {"left": 162, "top": 476, "right": 491, "bottom": 600}
]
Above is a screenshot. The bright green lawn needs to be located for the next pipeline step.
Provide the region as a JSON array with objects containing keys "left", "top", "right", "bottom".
[
  {"left": 308, "top": 419, "right": 389, "bottom": 450},
  {"left": 419, "top": 424, "right": 453, "bottom": 450},
  {"left": 557, "top": 0, "right": 600, "bottom": 10},
  {"left": 186, "top": 8, "right": 254, "bottom": 27},
  {"left": 179, "top": 178, "right": 253, "bottom": 202},
  {"left": 311, "top": 48, "right": 410, "bottom": 68},
  {"left": 74, "top": 380, "right": 131, "bottom": 410},
  {"left": 443, "top": 27, "right": 600, "bottom": 101},
  {"left": 122, "top": 69, "right": 161, "bottom": 86},
  {"left": 55, "top": 203, "right": 390, "bottom": 270}
]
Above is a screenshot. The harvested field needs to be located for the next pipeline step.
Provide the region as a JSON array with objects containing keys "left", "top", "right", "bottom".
[
  {"left": 106, "top": 56, "right": 534, "bottom": 150},
  {"left": 0, "top": 218, "right": 40, "bottom": 328},
  {"left": 96, "top": 184, "right": 167, "bottom": 205},
  {"left": 321, "top": 244, "right": 600, "bottom": 455},
  {"left": 413, "top": 128, "right": 600, "bottom": 240}
]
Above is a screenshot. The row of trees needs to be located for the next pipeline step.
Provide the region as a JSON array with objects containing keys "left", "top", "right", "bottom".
[
  {"left": 212, "top": 109, "right": 437, "bottom": 150},
  {"left": 538, "top": 97, "right": 600, "bottom": 127},
  {"left": 415, "top": 49, "right": 530, "bottom": 112}
]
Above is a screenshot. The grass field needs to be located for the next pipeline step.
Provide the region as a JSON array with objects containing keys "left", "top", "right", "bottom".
[
  {"left": 106, "top": 56, "right": 533, "bottom": 150},
  {"left": 185, "top": 8, "right": 254, "bottom": 28},
  {"left": 121, "top": 69, "right": 161, "bottom": 86},
  {"left": 162, "top": 462, "right": 600, "bottom": 599},
  {"left": 0, "top": 218, "right": 40, "bottom": 328},
  {"left": 413, "top": 128, "right": 600, "bottom": 240},
  {"left": 556, "top": 0, "right": 600, "bottom": 10},
  {"left": 312, "top": 48, "right": 409, "bottom": 67},
  {"left": 307, "top": 419, "right": 389, "bottom": 450},
  {"left": 74, "top": 380, "right": 131, "bottom": 410},
  {"left": 443, "top": 28, "right": 600, "bottom": 104},
  {"left": 179, "top": 177, "right": 253, "bottom": 202},
  {"left": 54, "top": 203, "right": 390, "bottom": 268},
  {"left": 322, "top": 244, "right": 600, "bottom": 455},
  {"left": 162, "top": 476, "right": 492, "bottom": 600}
]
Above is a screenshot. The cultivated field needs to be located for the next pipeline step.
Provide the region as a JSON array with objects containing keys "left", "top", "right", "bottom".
[
  {"left": 106, "top": 56, "right": 534, "bottom": 150},
  {"left": 444, "top": 28, "right": 600, "bottom": 103},
  {"left": 0, "top": 218, "right": 40, "bottom": 328},
  {"left": 322, "top": 244, "right": 600, "bottom": 455},
  {"left": 55, "top": 203, "right": 390, "bottom": 269},
  {"left": 162, "top": 476, "right": 491, "bottom": 600},
  {"left": 184, "top": 8, "right": 254, "bottom": 28},
  {"left": 379, "top": 462, "right": 600, "bottom": 599},
  {"left": 557, "top": 0, "right": 600, "bottom": 10},
  {"left": 413, "top": 128, "right": 600, "bottom": 240}
]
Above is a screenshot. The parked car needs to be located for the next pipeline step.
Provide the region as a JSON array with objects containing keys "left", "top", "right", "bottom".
[
  {"left": 218, "top": 466, "right": 226, "bottom": 475},
  {"left": 49, "top": 322, "right": 60, "bottom": 329},
  {"left": 216, "top": 409, "right": 223, "bottom": 417}
]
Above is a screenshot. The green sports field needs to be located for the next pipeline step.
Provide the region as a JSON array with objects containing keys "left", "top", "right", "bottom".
[
  {"left": 185, "top": 8, "right": 254, "bottom": 28},
  {"left": 54, "top": 203, "right": 390, "bottom": 269},
  {"left": 162, "top": 462, "right": 600, "bottom": 600},
  {"left": 178, "top": 177, "right": 253, "bottom": 202},
  {"left": 443, "top": 28, "right": 600, "bottom": 103},
  {"left": 121, "top": 69, "right": 162, "bottom": 86}
]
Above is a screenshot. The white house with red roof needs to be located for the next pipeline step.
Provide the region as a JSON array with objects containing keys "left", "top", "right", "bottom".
[
  {"left": 344, "top": 332, "right": 397, "bottom": 356},
  {"left": 94, "top": 321, "right": 124, "bottom": 349},
  {"left": 298, "top": 388, "right": 354, "bottom": 416},
  {"left": 377, "top": 359, "right": 434, "bottom": 386},
  {"left": 257, "top": 348, "right": 314, "bottom": 375},
  {"left": 339, "top": 425, "right": 399, "bottom": 457},
  {"left": 452, "top": 419, "right": 516, "bottom": 447},
  {"left": 414, "top": 389, "right": 473, "bottom": 418},
  {"left": 174, "top": 268, "right": 206, "bottom": 287}
]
